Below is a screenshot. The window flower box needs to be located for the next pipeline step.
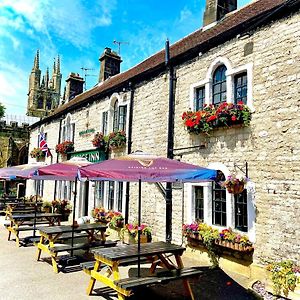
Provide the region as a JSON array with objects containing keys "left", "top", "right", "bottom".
[
  {"left": 108, "top": 130, "right": 126, "bottom": 150},
  {"left": 183, "top": 222, "right": 254, "bottom": 266},
  {"left": 91, "top": 132, "right": 107, "bottom": 150},
  {"left": 182, "top": 102, "right": 251, "bottom": 135},
  {"left": 55, "top": 141, "right": 74, "bottom": 155}
]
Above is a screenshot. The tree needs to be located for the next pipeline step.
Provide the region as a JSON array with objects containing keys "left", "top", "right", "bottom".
[{"left": 0, "top": 102, "right": 5, "bottom": 119}]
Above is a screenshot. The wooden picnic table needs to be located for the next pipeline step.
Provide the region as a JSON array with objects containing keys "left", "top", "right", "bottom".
[
  {"left": 86, "top": 241, "right": 201, "bottom": 300},
  {"left": 36, "top": 223, "right": 112, "bottom": 273},
  {"left": 6, "top": 212, "right": 61, "bottom": 247}
]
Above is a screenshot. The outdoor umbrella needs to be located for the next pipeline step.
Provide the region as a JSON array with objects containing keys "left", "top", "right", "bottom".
[
  {"left": 0, "top": 162, "right": 47, "bottom": 180},
  {"left": 79, "top": 151, "right": 217, "bottom": 276},
  {"left": 32, "top": 157, "right": 92, "bottom": 255},
  {"left": 0, "top": 162, "right": 48, "bottom": 239}
]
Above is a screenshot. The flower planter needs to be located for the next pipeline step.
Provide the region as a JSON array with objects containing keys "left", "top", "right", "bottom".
[
  {"left": 122, "top": 232, "right": 149, "bottom": 244},
  {"left": 227, "top": 184, "right": 245, "bottom": 194},
  {"left": 187, "top": 235, "right": 253, "bottom": 252}
]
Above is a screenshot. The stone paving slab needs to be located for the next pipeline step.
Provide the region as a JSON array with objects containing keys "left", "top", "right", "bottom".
[{"left": 0, "top": 216, "right": 255, "bottom": 300}]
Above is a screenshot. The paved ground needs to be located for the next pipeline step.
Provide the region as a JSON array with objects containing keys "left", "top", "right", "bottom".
[{"left": 0, "top": 216, "right": 257, "bottom": 300}]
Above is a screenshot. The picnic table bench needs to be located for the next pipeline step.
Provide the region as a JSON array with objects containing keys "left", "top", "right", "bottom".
[
  {"left": 36, "top": 223, "right": 116, "bottom": 273},
  {"left": 86, "top": 241, "right": 200, "bottom": 300},
  {"left": 6, "top": 212, "right": 61, "bottom": 247}
]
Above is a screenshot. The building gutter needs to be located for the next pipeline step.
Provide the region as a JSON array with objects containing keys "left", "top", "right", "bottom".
[
  {"left": 125, "top": 81, "right": 134, "bottom": 224},
  {"left": 165, "top": 39, "right": 175, "bottom": 243}
]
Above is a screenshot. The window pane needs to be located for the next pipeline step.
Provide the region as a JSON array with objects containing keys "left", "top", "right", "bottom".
[
  {"left": 117, "top": 182, "right": 123, "bottom": 212},
  {"left": 212, "top": 171, "right": 226, "bottom": 226},
  {"left": 194, "top": 186, "right": 204, "bottom": 221},
  {"left": 213, "top": 65, "right": 227, "bottom": 105},
  {"left": 113, "top": 101, "right": 119, "bottom": 131},
  {"left": 195, "top": 87, "right": 205, "bottom": 110},
  {"left": 235, "top": 190, "right": 248, "bottom": 232},
  {"left": 118, "top": 106, "right": 127, "bottom": 131},
  {"left": 234, "top": 72, "right": 247, "bottom": 104},
  {"left": 95, "top": 181, "right": 104, "bottom": 207},
  {"left": 108, "top": 181, "right": 114, "bottom": 210},
  {"left": 102, "top": 112, "right": 108, "bottom": 135}
]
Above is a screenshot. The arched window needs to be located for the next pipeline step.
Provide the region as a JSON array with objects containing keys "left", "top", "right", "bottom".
[
  {"left": 46, "top": 97, "right": 52, "bottom": 110},
  {"left": 37, "top": 97, "right": 43, "bottom": 109},
  {"left": 212, "top": 65, "right": 227, "bottom": 105}
]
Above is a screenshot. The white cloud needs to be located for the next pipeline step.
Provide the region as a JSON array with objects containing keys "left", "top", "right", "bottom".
[
  {"left": 0, "top": 0, "right": 117, "bottom": 48},
  {"left": 0, "top": 60, "right": 28, "bottom": 115}
]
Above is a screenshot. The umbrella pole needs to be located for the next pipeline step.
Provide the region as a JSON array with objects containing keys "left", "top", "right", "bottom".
[
  {"left": 71, "top": 177, "right": 78, "bottom": 257},
  {"left": 33, "top": 183, "right": 38, "bottom": 237},
  {"left": 138, "top": 178, "right": 141, "bottom": 277}
]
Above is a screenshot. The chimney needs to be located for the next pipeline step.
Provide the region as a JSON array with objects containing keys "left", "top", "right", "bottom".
[
  {"left": 203, "top": 0, "right": 237, "bottom": 27},
  {"left": 64, "top": 73, "right": 84, "bottom": 102},
  {"left": 98, "top": 47, "right": 122, "bottom": 82}
]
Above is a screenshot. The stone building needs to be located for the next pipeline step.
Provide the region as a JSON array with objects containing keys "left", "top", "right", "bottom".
[
  {"left": 27, "top": 50, "right": 62, "bottom": 118},
  {"left": 27, "top": 0, "right": 300, "bottom": 285}
]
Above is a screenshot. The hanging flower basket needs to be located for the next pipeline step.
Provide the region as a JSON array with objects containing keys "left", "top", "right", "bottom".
[{"left": 221, "top": 175, "right": 247, "bottom": 194}]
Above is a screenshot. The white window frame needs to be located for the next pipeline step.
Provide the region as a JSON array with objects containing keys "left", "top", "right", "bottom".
[
  {"left": 107, "top": 93, "right": 129, "bottom": 134},
  {"left": 62, "top": 113, "right": 75, "bottom": 142},
  {"left": 186, "top": 162, "right": 255, "bottom": 242},
  {"left": 189, "top": 57, "right": 254, "bottom": 111}
]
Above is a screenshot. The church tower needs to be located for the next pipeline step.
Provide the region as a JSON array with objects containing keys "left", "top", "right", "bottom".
[{"left": 27, "top": 51, "right": 62, "bottom": 118}]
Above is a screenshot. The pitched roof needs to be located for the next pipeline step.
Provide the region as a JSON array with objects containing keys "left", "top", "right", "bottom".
[{"left": 32, "top": 0, "right": 296, "bottom": 128}]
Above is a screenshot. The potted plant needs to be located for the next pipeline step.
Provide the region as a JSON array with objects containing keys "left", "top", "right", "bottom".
[
  {"left": 221, "top": 175, "right": 247, "bottom": 194},
  {"left": 120, "top": 222, "right": 152, "bottom": 244},
  {"left": 30, "top": 147, "right": 45, "bottom": 160},
  {"left": 267, "top": 260, "right": 300, "bottom": 297},
  {"left": 42, "top": 200, "right": 52, "bottom": 213},
  {"left": 52, "top": 199, "right": 72, "bottom": 221},
  {"left": 55, "top": 141, "right": 74, "bottom": 156},
  {"left": 108, "top": 130, "right": 126, "bottom": 150},
  {"left": 91, "top": 132, "right": 107, "bottom": 150},
  {"left": 109, "top": 211, "right": 124, "bottom": 230},
  {"left": 92, "top": 207, "right": 111, "bottom": 224},
  {"left": 182, "top": 101, "right": 252, "bottom": 135}
]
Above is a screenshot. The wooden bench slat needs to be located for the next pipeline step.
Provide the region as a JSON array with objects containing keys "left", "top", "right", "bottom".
[
  {"left": 80, "top": 256, "right": 149, "bottom": 271},
  {"left": 115, "top": 267, "right": 203, "bottom": 290},
  {"left": 49, "top": 240, "right": 117, "bottom": 253}
]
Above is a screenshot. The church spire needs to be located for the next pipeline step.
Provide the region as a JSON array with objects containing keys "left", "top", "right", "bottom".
[
  {"left": 56, "top": 55, "right": 60, "bottom": 73},
  {"left": 53, "top": 57, "right": 56, "bottom": 74},
  {"left": 33, "top": 50, "right": 40, "bottom": 70}
]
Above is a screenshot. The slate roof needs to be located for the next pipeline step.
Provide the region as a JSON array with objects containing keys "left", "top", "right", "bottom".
[{"left": 31, "top": 0, "right": 298, "bottom": 128}]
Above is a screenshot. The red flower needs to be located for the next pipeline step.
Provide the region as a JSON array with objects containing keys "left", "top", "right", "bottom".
[
  {"left": 231, "top": 116, "right": 237, "bottom": 121},
  {"left": 185, "top": 119, "right": 195, "bottom": 127},
  {"left": 207, "top": 115, "right": 217, "bottom": 122}
]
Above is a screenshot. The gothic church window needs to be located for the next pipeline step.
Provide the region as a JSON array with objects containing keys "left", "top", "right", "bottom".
[{"left": 37, "top": 97, "right": 43, "bottom": 109}]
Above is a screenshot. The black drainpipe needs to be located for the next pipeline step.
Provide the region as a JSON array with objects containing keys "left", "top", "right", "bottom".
[
  {"left": 125, "top": 81, "right": 134, "bottom": 224},
  {"left": 165, "top": 39, "right": 175, "bottom": 242},
  {"left": 53, "top": 118, "right": 63, "bottom": 200}
]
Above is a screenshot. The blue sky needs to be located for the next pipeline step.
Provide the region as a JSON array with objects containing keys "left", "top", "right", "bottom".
[{"left": 0, "top": 0, "right": 251, "bottom": 116}]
